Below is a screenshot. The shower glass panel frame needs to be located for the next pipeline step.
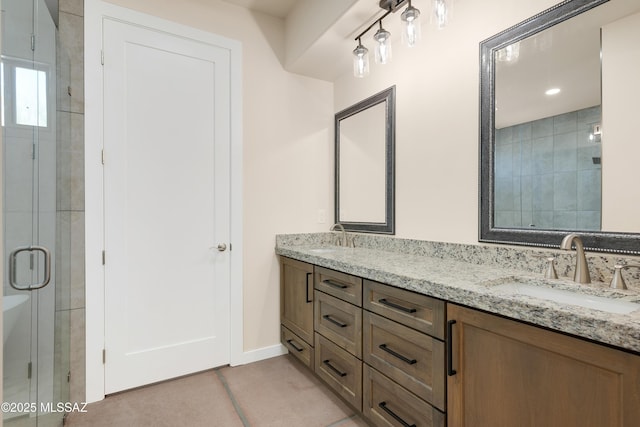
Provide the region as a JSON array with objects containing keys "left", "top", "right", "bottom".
[{"left": 2, "top": 0, "right": 71, "bottom": 425}]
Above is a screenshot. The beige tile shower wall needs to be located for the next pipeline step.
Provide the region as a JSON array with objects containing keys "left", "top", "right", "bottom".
[{"left": 58, "top": 0, "right": 85, "bottom": 404}]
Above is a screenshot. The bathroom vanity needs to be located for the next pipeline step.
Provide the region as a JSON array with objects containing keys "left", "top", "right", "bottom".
[{"left": 277, "top": 234, "right": 640, "bottom": 427}]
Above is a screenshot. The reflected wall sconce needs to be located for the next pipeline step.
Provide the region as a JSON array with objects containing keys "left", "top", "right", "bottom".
[
  {"left": 352, "top": 0, "right": 451, "bottom": 78},
  {"left": 496, "top": 42, "right": 520, "bottom": 63}
]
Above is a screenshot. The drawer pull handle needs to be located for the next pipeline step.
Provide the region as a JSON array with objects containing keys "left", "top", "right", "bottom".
[
  {"left": 378, "top": 298, "right": 417, "bottom": 314},
  {"left": 323, "top": 279, "right": 348, "bottom": 289},
  {"left": 379, "top": 344, "right": 417, "bottom": 365},
  {"left": 323, "top": 314, "right": 348, "bottom": 328},
  {"left": 305, "top": 273, "right": 312, "bottom": 303},
  {"left": 323, "top": 360, "right": 347, "bottom": 377},
  {"left": 447, "top": 319, "right": 457, "bottom": 376},
  {"left": 378, "top": 402, "right": 416, "bottom": 427},
  {"left": 286, "top": 339, "right": 304, "bottom": 352}
]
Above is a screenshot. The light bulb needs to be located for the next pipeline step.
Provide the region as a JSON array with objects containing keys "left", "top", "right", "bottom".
[
  {"left": 373, "top": 26, "right": 392, "bottom": 64},
  {"left": 353, "top": 42, "right": 370, "bottom": 78},
  {"left": 401, "top": 4, "right": 421, "bottom": 47}
]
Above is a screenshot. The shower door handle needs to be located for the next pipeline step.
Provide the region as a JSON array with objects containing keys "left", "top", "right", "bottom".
[{"left": 9, "top": 245, "right": 52, "bottom": 291}]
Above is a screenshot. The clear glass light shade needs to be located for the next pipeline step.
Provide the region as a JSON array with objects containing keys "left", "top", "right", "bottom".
[
  {"left": 353, "top": 43, "right": 370, "bottom": 78},
  {"left": 401, "top": 6, "right": 421, "bottom": 47},
  {"left": 373, "top": 27, "right": 392, "bottom": 64},
  {"left": 432, "top": 0, "right": 452, "bottom": 29}
]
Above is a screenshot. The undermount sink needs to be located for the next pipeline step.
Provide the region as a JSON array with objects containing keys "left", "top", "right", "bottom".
[{"left": 490, "top": 279, "right": 640, "bottom": 315}]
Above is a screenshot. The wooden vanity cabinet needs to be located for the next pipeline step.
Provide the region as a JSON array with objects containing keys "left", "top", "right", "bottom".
[
  {"left": 313, "top": 266, "right": 363, "bottom": 411},
  {"left": 447, "top": 304, "right": 640, "bottom": 427},
  {"left": 362, "top": 280, "right": 446, "bottom": 427},
  {"left": 281, "top": 256, "right": 640, "bottom": 427},
  {"left": 280, "top": 257, "right": 315, "bottom": 369}
]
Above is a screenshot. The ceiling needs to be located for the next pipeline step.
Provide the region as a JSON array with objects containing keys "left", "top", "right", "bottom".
[
  {"left": 495, "top": 0, "right": 640, "bottom": 128},
  {"left": 222, "top": 0, "right": 389, "bottom": 81},
  {"left": 222, "top": 0, "right": 300, "bottom": 19}
]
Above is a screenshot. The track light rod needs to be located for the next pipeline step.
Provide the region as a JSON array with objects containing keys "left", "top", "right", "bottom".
[
  {"left": 354, "top": 0, "right": 410, "bottom": 41},
  {"left": 354, "top": 10, "right": 392, "bottom": 41}
]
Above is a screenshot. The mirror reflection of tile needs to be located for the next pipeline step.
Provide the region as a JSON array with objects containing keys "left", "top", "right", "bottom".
[{"left": 494, "top": 105, "right": 602, "bottom": 231}]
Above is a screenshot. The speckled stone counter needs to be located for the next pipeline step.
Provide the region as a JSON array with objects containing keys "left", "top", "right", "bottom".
[{"left": 276, "top": 233, "right": 640, "bottom": 354}]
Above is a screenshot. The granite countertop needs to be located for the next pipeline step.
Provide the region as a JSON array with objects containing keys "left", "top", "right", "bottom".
[{"left": 276, "top": 241, "right": 640, "bottom": 354}]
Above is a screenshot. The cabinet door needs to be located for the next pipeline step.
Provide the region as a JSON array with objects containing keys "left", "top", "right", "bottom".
[
  {"left": 280, "top": 257, "right": 314, "bottom": 345},
  {"left": 447, "top": 304, "right": 640, "bottom": 427}
]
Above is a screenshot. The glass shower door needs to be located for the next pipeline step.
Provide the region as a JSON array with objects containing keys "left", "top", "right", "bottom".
[{"left": 2, "top": 0, "right": 69, "bottom": 425}]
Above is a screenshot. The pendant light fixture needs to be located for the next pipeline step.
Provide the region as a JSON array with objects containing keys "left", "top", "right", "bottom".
[
  {"left": 401, "top": 0, "right": 421, "bottom": 47},
  {"left": 351, "top": 1, "right": 453, "bottom": 77},
  {"left": 353, "top": 38, "right": 370, "bottom": 78},
  {"left": 373, "top": 22, "right": 392, "bottom": 64}
]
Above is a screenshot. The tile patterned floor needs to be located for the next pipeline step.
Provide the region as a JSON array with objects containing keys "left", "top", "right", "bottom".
[{"left": 63, "top": 355, "right": 370, "bottom": 427}]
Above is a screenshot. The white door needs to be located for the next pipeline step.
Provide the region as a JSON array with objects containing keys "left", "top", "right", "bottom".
[{"left": 103, "top": 18, "right": 231, "bottom": 394}]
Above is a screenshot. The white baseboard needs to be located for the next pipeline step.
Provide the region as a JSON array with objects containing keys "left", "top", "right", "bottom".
[{"left": 231, "top": 343, "right": 288, "bottom": 366}]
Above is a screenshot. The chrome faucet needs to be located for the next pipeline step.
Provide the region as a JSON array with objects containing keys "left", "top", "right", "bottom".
[
  {"left": 560, "top": 233, "right": 591, "bottom": 284},
  {"left": 330, "top": 223, "right": 347, "bottom": 247}
]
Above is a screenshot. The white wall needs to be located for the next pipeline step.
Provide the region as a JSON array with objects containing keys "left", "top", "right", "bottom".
[
  {"left": 93, "top": 0, "right": 640, "bottom": 366},
  {"left": 100, "top": 0, "right": 334, "bottom": 352},
  {"left": 334, "top": 0, "right": 561, "bottom": 243},
  {"left": 601, "top": 12, "right": 640, "bottom": 232}
]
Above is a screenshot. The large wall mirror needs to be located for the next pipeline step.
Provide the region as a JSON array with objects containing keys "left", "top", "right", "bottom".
[
  {"left": 480, "top": 0, "right": 640, "bottom": 254},
  {"left": 335, "top": 86, "right": 395, "bottom": 234}
]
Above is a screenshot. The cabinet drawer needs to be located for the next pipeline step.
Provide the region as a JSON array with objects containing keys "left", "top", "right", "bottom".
[
  {"left": 315, "top": 266, "right": 362, "bottom": 306},
  {"left": 363, "top": 312, "right": 445, "bottom": 411},
  {"left": 281, "top": 325, "right": 314, "bottom": 369},
  {"left": 315, "top": 291, "right": 362, "bottom": 358},
  {"left": 315, "top": 333, "right": 362, "bottom": 411},
  {"left": 363, "top": 365, "right": 445, "bottom": 427},
  {"left": 364, "top": 280, "right": 445, "bottom": 339}
]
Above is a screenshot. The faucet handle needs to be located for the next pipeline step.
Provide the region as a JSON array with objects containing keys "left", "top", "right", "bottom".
[
  {"left": 543, "top": 257, "right": 558, "bottom": 279},
  {"left": 532, "top": 254, "right": 558, "bottom": 279},
  {"left": 610, "top": 264, "right": 640, "bottom": 290}
]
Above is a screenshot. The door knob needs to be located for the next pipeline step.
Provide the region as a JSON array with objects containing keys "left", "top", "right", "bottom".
[{"left": 217, "top": 243, "right": 227, "bottom": 252}]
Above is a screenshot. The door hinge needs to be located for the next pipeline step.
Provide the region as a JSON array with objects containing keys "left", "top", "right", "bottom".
[
  {"left": 67, "top": 85, "right": 72, "bottom": 97},
  {"left": 67, "top": 370, "right": 71, "bottom": 383},
  {"left": 229, "top": 243, "right": 232, "bottom": 251},
  {"left": 27, "top": 361, "right": 32, "bottom": 379},
  {"left": 31, "top": 34, "right": 35, "bottom": 52},
  {"left": 101, "top": 49, "right": 104, "bottom": 65},
  {"left": 102, "top": 250, "right": 106, "bottom": 265},
  {"left": 30, "top": 253, "right": 34, "bottom": 270},
  {"left": 101, "top": 149, "right": 105, "bottom": 165},
  {"left": 32, "top": 143, "right": 36, "bottom": 159},
  {"left": 102, "top": 349, "right": 106, "bottom": 364}
]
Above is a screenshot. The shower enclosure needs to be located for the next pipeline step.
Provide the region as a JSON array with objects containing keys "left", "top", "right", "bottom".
[{"left": 2, "top": 0, "right": 71, "bottom": 425}]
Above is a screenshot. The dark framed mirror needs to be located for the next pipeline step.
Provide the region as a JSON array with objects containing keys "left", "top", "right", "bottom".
[
  {"left": 480, "top": 0, "right": 640, "bottom": 254},
  {"left": 335, "top": 86, "right": 395, "bottom": 234}
]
